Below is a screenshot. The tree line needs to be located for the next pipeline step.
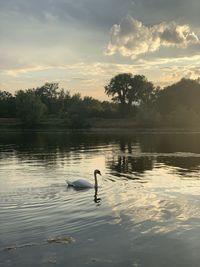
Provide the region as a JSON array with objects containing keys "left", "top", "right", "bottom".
[
  {"left": 0, "top": 83, "right": 117, "bottom": 127},
  {"left": 105, "top": 74, "right": 200, "bottom": 127},
  {"left": 0, "top": 74, "right": 200, "bottom": 128}
]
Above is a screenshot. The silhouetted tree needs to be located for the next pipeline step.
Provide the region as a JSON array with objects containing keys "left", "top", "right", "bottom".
[
  {"left": 105, "top": 73, "right": 132, "bottom": 115},
  {"left": 105, "top": 73, "right": 157, "bottom": 116},
  {"left": 128, "top": 75, "right": 158, "bottom": 107}
]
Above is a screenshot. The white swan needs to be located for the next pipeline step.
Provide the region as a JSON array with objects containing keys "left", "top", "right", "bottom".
[{"left": 66, "top": 169, "right": 101, "bottom": 189}]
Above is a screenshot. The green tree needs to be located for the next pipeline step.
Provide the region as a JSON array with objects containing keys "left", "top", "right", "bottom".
[
  {"left": 158, "top": 78, "right": 200, "bottom": 115},
  {"left": 82, "top": 97, "right": 104, "bottom": 117},
  {"left": 0, "top": 91, "right": 16, "bottom": 117},
  {"left": 35, "top": 83, "right": 60, "bottom": 114},
  {"left": 16, "top": 90, "right": 46, "bottom": 126},
  {"left": 57, "top": 89, "right": 71, "bottom": 117},
  {"left": 62, "top": 93, "right": 89, "bottom": 128}
]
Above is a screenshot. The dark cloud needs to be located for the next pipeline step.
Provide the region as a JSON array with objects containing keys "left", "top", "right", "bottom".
[
  {"left": 1, "top": 0, "right": 200, "bottom": 30},
  {"left": 0, "top": 0, "right": 134, "bottom": 30},
  {"left": 1, "top": 0, "right": 200, "bottom": 36}
]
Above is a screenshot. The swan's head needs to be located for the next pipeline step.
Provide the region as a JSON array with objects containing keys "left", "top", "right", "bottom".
[{"left": 94, "top": 169, "right": 101, "bottom": 176}]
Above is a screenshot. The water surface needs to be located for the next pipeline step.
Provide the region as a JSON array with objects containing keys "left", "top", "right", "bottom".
[{"left": 0, "top": 131, "right": 200, "bottom": 266}]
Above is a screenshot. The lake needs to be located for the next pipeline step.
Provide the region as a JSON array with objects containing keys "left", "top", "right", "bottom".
[{"left": 0, "top": 131, "right": 200, "bottom": 267}]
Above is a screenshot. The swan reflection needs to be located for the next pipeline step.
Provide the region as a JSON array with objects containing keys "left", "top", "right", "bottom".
[{"left": 94, "top": 186, "right": 101, "bottom": 205}]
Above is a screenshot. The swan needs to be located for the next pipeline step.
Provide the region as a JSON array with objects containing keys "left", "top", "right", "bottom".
[{"left": 66, "top": 169, "right": 101, "bottom": 189}]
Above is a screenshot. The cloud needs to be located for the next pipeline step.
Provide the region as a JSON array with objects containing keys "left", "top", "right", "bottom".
[
  {"left": 106, "top": 16, "right": 200, "bottom": 58},
  {"left": 2, "top": 66, "right": 53, "bottom": 77}
]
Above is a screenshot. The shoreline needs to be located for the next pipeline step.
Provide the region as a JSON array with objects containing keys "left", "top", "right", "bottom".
[
  {"left": 1, "top": 118, "right": 200, "bottom": 133},
  {"left": 1, "top": 127, "right": 200, "bottom": 134}
]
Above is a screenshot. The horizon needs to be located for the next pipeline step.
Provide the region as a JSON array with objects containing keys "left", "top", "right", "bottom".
[{"left": 1, "top": 0, "right": 200, "bottom": 100}]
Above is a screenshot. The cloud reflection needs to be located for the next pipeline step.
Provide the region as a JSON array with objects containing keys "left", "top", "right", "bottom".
[{"left": 105, "top": 183, "right": 200, "bottom": 235}]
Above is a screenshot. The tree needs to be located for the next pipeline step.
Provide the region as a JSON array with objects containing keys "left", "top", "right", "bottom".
[
  {"left": 35, "top": 83, "right": 60, "bottom": 114},
  {"left": 158, "top": 78, "right": 200, "bottom": 115},
  {"left": 82, "top": 97, "right": 104, "bottom": 117},
  {"left": 128, "top": 75, "right": 156, "bottom": 107},
  {"left": 105, "top": 73, "right": 157, "bottom": 116},
  {"left": 165, "top": 106, "right": 200, "bottom": 127},
  {"left": 0, "top": 91, "right": 16, "bottom": 117},
  {"left": 16, "top": 90, "right": 46, "bottom": 126},
  {"left": 105, "top": 73, "right": 133, "bottom": 114},
  {"left": 57, "top": 89, "right": 71, "bottom": 117}
]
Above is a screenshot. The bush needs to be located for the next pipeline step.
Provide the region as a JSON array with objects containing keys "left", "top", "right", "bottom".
[
  {"left": 165, "top": 106, "right": 200, "bottom": 127},
  {"left": 64, "top": 112, "right": 90, "bottom": 129},
  {"left": 136, "top": 106, "right": 161, "bottom": 127}
]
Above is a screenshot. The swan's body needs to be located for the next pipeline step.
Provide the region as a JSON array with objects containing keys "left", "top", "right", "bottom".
[
  {"left": 67, "top": 179, "right": 93, "bottom": 188},
  {"left": 66, "top": 169, "right": 101, "bottom": 189}
]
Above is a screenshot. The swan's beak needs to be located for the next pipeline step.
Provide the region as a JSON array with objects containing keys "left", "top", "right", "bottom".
[{"left": 99, "top": 172, "right": 102, "bottom": 176}]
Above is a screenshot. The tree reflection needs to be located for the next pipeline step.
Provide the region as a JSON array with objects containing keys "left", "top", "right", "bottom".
[
  {"left": 1, "top": 131, "right": 200, "bottom": 175},
  {"left": 108, "top": 155, "right": 154, "bottom": 177},
  {"left": 0, "top": 131, "right": 113, "bottom": 167},
  {"left": 158, "top": 157, "right": 200, "bottom": 176},
  {"left": 107, "top": 138, "right": 154, "bottom": 176}
]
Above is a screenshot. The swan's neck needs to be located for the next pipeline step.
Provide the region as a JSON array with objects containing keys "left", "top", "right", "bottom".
[{"left": 94, "top": 173, "right": 98, "bottom": 188}]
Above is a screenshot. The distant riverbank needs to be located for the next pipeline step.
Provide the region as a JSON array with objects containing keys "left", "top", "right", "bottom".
[{"left": 1, "top": 118, "right": 200, "bottom": 133}]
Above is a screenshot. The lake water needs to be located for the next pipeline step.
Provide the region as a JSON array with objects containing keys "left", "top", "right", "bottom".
[{"left": 0, "top": 131, "right": 200, "bottom": 267}]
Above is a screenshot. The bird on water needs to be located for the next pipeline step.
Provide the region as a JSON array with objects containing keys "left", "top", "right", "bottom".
[{"left": 66, "top": 169, "right": 101, "bottom": 189}]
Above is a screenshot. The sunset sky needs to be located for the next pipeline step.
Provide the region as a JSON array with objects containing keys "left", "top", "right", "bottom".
[{"left": 1, "top": 0, "right": 200, "bottom": 99}]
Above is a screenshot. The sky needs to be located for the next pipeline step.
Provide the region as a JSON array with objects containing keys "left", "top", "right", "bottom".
[{"left": 0, "top": 0, "right": 200, "bottom": 99}]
